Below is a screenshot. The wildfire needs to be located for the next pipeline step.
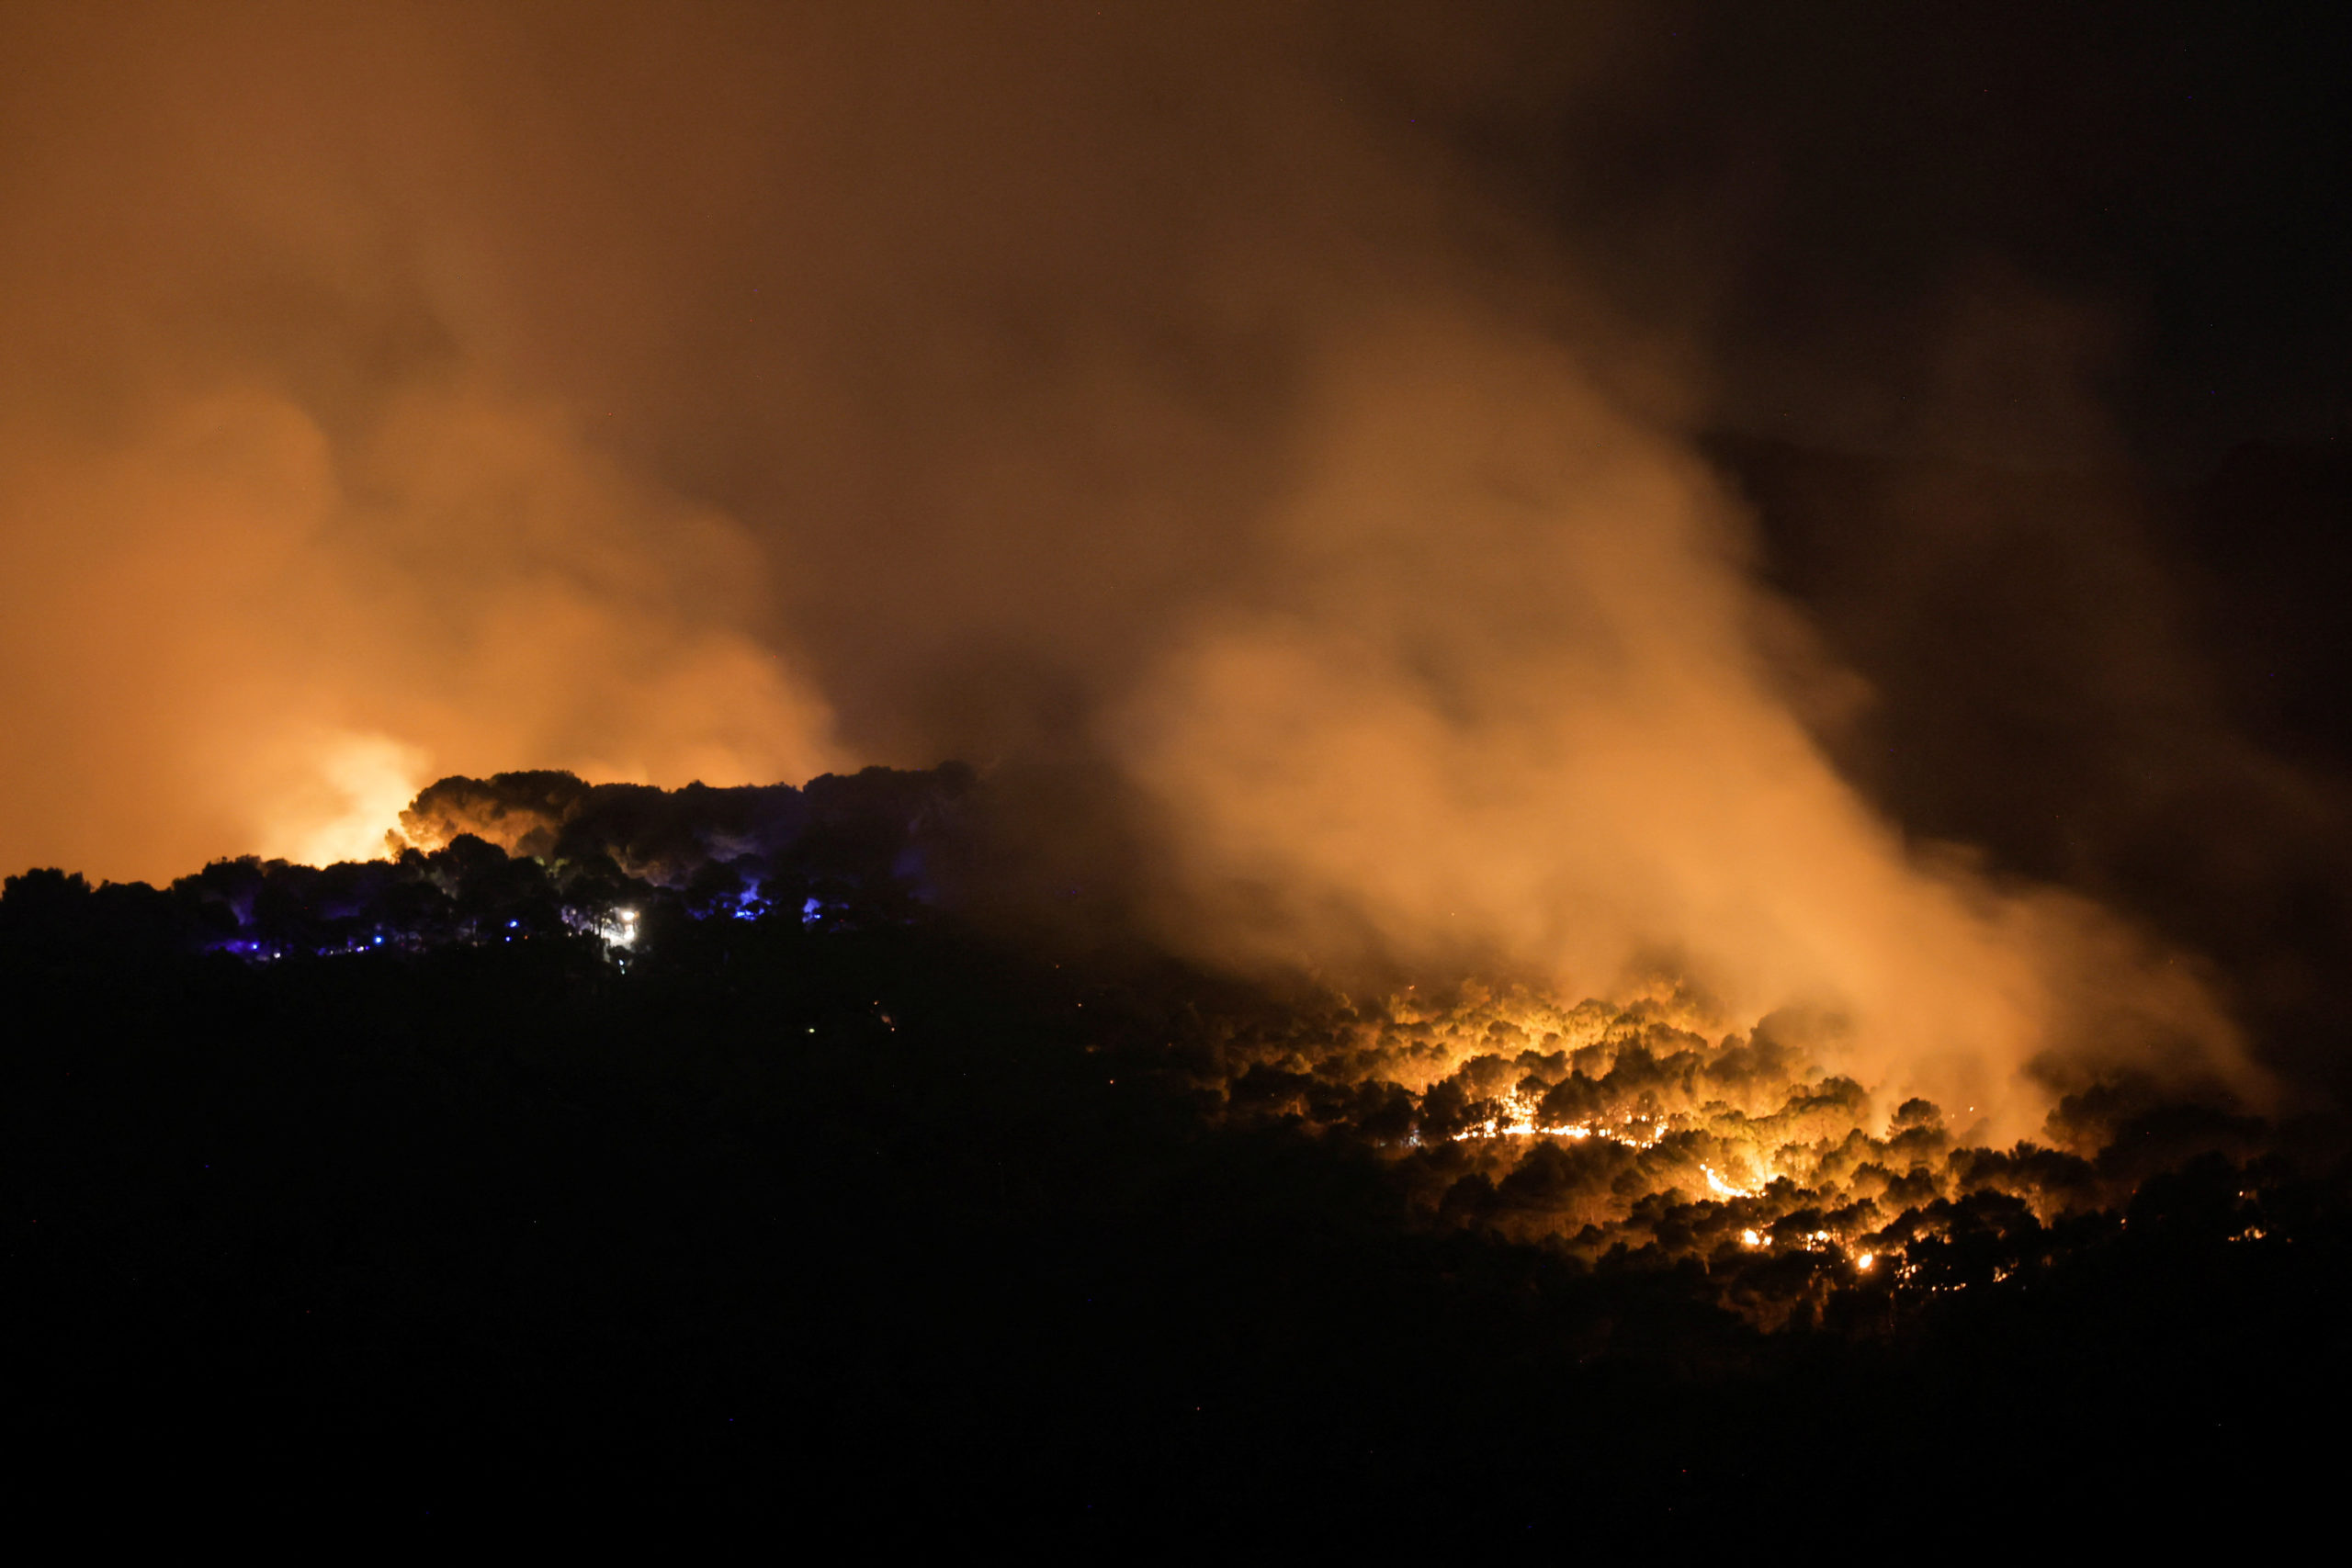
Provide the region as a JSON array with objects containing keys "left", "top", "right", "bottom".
[
  {"left": 1202, "top": 981, "right": 2222, "bottom": 1327},
  {"left": 254, "top": 730, "right": 429, "bottom": 868},
  {"left": 1702, "top": 1164, "right": 1758, "bottom": 1199}
]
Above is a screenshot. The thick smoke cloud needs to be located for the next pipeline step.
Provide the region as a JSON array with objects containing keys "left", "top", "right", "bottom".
[
  {"left": 1113, "top": 312, "right": 2250, "bottom": 1134},
  {"left": 0, "top": 0, "right": 850, "bottom": 874},
  {"left": 0, "top": 1, "right": 1643, "bottom": 874},
  {"left": 0, "top": 3, "right": 2312, "bottom": 1129}
]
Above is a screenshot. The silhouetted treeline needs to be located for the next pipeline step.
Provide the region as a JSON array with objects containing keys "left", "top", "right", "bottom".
[
  {"left": 9, "top": 822, "right": 2350, "bottom": 1543},
  {"left": 0, "top": 763, "right": 978, "bottom": 965}
]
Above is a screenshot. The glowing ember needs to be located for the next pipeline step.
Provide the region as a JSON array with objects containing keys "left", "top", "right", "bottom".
[{"left": 1197, "top": 981, "right": 2232, "bottom": 1326}]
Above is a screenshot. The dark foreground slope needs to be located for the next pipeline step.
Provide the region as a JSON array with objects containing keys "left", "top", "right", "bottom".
[{"left": 10, "top": 879, "right": 2350, "bottom": 1547}]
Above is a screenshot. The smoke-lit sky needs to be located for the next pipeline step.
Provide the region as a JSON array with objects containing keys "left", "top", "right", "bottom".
[{"left": 4, "top": 2, "right": 2346, "bottom": 1122}]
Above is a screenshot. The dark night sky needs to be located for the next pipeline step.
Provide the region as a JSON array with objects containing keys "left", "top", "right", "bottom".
[{"left": 1430, "top": 2, "right": 2352, "bottom": 467}]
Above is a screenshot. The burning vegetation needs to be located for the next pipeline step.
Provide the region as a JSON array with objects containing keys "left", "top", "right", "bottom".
[{"left": 1195, "top": 981, "right": 2290, "bottom": 1333}]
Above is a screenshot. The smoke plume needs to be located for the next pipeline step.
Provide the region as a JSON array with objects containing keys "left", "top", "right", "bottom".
[{"left": 0, "top": 4, "right": 2290, "bottom": 1130}]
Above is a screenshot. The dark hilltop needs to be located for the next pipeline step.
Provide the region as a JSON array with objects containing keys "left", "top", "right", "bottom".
[{"left": 10, "top": 761, "right": 2348, "bottom": 1545}]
